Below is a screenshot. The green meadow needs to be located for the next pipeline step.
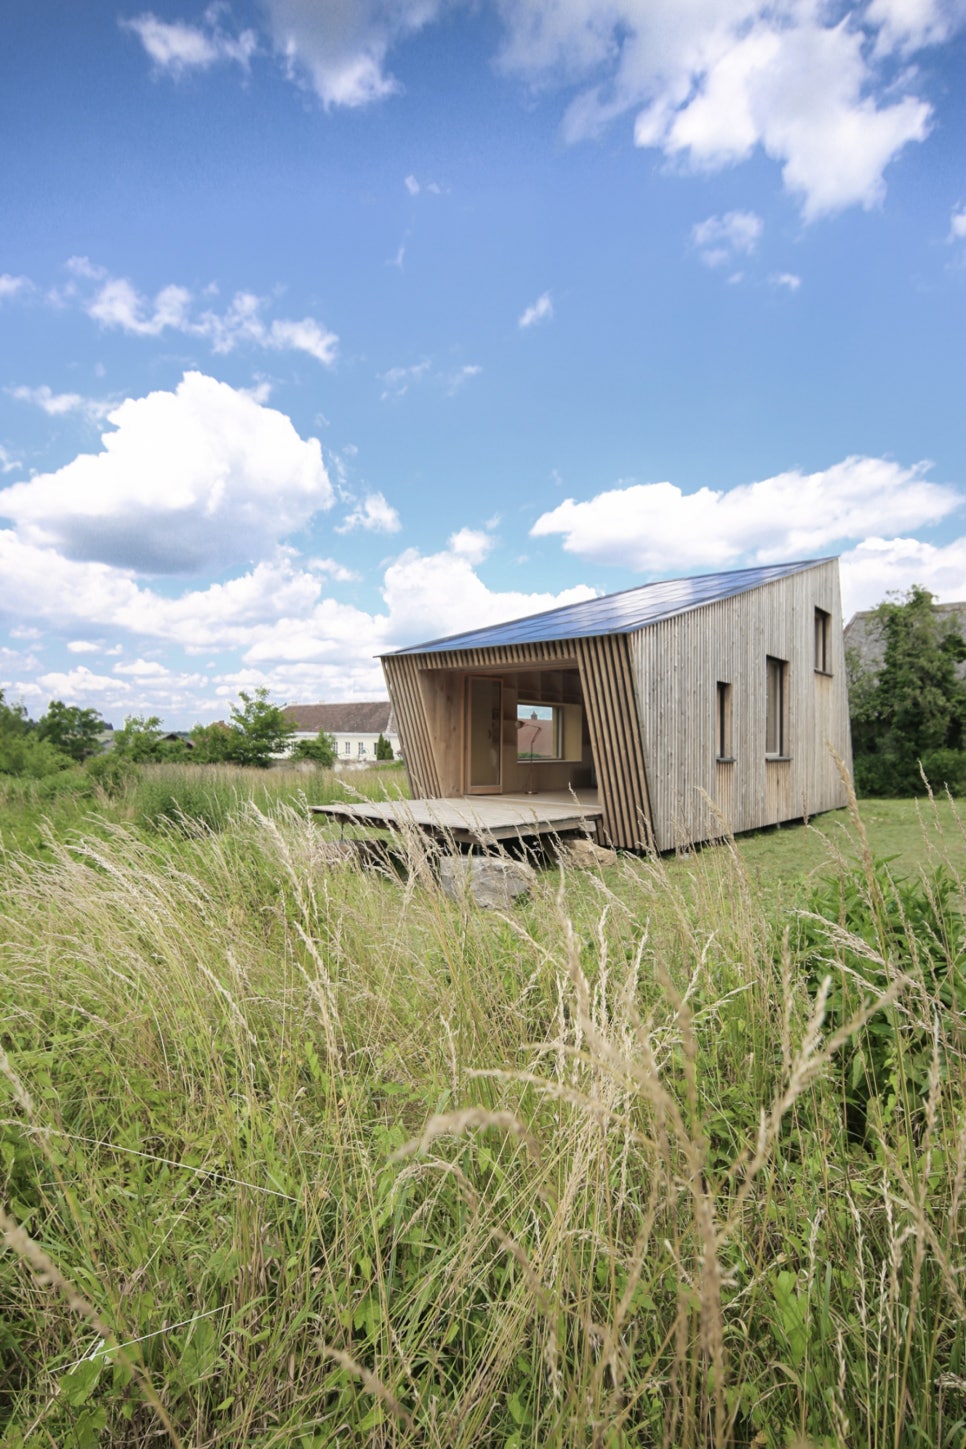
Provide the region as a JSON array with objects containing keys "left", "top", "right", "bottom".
[{"left": 2, "top": 765, "right": 965, "bottom": 1447}]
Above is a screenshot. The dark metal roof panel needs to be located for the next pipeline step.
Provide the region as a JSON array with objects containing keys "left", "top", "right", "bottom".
[{"left": 385, "top": 559, "right": 833, "bottom": 656}]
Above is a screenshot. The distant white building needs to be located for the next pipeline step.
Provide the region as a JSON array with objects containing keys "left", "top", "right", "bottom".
[{"left": 280, "top": 701, "right": 401, "bottom": 766}]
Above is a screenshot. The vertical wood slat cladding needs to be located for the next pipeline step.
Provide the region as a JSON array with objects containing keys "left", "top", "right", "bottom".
[
  {"left": 629, "top": 559, "right": 851, "bottom": 851},
  {"left": 383, "top": 654, "right": 440, "bottom": 798},
  {"left": 573, "top": 635, "right": 653, "bottom": 849}
]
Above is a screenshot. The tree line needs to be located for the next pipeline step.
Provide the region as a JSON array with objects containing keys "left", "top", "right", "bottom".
[{"left": 0, "top": 687, "right": 396, "bottom": 777}]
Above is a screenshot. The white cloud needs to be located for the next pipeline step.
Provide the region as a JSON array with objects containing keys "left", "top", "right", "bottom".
[
  {"left": 261, "top": 0, "right": 444, "bottom": 109},
  {"left": 530, "top": 456, "right": 962, "bottom": 571},
  {"left": 496, "top": 2, "right": 943, "bottom": 219},
  {"left": 0, "top": 274, "right": 30, "bottom": 300},
  {"left": 66, "top": 640, "right": 102, "bottom": 654},
  {"left": 337, "top": 492, "right": 402, "bottom": 534},
  {"left": 8, "top": 384, "right": 113, "bottom": 421},
  {"left": 866, "top": 0, "right": 965, "bottom": 55},
  {"left": 121, "top": 10, "right": 258, "bottom": 76},
  {"left": 405, "top": 174, "right": 421, "bottom": 195},
  {"left": 0, "top": 521, "right": 598, "bottom": 722},
  {"left": 113, "top": 658, "right": 175, "bottom": 677},
  {"left": 308, "top": 556, "right": 360, "bottom": 582},
  {"left": 770, "top": 271, "right": 802, "bottom": 290},
  {"left": 445, "top": 363, "right": 482, "bottom": 393},
  {"left": 37, "top": 665, "right": 132, "bottom": 700},
  {"left": 0, "top": 372, "right": 333, "bottom": 574},
  {"left": 378, "top": 358, "right": 480, "bottom": 399},
  {"left": 841, "top": 534, "right": 966, "bottom": 617},
  {"left": 519, "top": 291, "right": 554, "bottom": 328},
  {"left": 448, "top": 527, "right": 493, "bottom": 565},
  {"left": 380, "top": 360, "right": 431, "bottom": 400},
  {"left": 691, "top": 210, "right": 762, "bottom": 268},
  {"left": 379, "top": 543, "right": 596, "bottom": 648},
  {"left": 0, "top": 445, "right": 20, "bottom": 474},
  {"left": 75, "top": 264, "right": 338, "bottom": 364},
  {"left": 950, "top": 205, "right": 966, "bottom": 241}
]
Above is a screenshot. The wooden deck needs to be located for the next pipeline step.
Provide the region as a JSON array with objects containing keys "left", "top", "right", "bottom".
[{"left": 310, "top": 791, "right": 603, "bottom": 845}]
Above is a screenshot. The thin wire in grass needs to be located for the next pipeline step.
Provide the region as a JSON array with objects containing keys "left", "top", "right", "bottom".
[
  {"left": 25, "top": 1129, "right": 301, "bottom": 1202},
  {"left": 0, "top": 1204, "right": 183, "bottom": 1449},
  {"left": 63, "top": 1303, "right": 230, "bottom": 1371}
]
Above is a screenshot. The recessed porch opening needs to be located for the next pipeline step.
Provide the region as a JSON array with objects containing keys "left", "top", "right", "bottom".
[{"left": 423, "top": 662, "right": 597, "bottom": 800}]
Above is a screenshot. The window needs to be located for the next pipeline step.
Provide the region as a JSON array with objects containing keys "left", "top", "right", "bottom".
[
  {"left": 716, "top": 682, "right": 733, "bottom": 761},
  {"left": 517, "top": 704, "right": 559, "bottom": 761},
  {"left": 765, "top": 656, "right": 788, "bottom": 758},
  {"left": 814, "top": 607, "right": 831, "bottom": 673},
  {"left": 343, "top": 740, "right": 350, "bottom": 755},
  {"left": 358, "top": 741, "right": 366, "bottom": 756}
]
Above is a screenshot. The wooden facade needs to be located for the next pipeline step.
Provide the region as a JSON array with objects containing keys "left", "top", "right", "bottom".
[{"left": 380, "top": 558, "right": 852, "bottom": 852}]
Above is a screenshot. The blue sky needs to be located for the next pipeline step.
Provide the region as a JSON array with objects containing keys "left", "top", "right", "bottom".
[{"left": 1, "top": 0, "right": 965, "bottom": 728}]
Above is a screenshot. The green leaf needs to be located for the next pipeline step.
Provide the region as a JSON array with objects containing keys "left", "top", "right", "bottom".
[{"left": 59, "top": 1358, "right": 103, "bottom": 1407}]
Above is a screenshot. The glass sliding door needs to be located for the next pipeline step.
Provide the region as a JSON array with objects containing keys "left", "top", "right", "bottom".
[{"left": 466, "top": 676, "right": 503, "bottom": 793}]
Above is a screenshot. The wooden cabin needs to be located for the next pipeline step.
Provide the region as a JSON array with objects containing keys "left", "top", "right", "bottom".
[{"left": 380, "top": 558, "right": 852, "bottom": 852}]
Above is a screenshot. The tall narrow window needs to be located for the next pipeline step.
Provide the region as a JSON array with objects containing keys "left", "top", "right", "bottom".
[
  {"left": 716, "top": 681, "right": 732, "bottom": 761},
  {"left": 766, "top": 656, "right": 787, "bottom": 758},
  {"left": 814, "top": 607, "right": 831, "bottom": 673}
]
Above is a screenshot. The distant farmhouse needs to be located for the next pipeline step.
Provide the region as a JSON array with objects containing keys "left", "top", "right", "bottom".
[
  {"left": 281, "top": 701, "right": 400, "bottom": 765},
  {"left": 380, "top": 558, "right": 853, "bottom": 852}
]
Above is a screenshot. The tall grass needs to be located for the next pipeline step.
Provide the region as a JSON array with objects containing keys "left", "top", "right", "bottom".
[{"left": 1, "top": 792, "right": 965, "bottom": 1447}]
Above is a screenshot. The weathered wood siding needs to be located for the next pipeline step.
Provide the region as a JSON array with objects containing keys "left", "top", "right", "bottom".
[{"left": 629, "top": 559, "right": 852, "bottom": 851}]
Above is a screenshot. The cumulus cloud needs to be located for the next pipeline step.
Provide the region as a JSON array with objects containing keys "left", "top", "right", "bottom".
[
  {"left": 261, "top": 0, "right": 444, "bottom": 109},
  {"left": 379, "top": 543, "right": 596, "bottom": 648},
  {"left": 448, "top": 527, "right": 493, "bottom": 565},
  {"left": 519, "top": 291, "right": 554, "bottom": 328},
  {"left": 496, "top": 1, "right": 942, "bottom": 218},
  {"left": 530, "top": 456, "right": 962, "bottom": 571},
  {"left": 337, "top": 492, "right": 402, "bottom": 534},
  {"left": 950, "top": 204, "right": 966, "bottom": 241},
  {"left": 0, "top": 518, "right": 598, "bottom": 722},
  {"left": 770, "top": 271, "right": 802, "bottom": 290},
  {"left": 121, "top": 10, "right": 258, "bottom": 76},
  {"left": 691, "top": 211, "right": 762, "bottom": 268},
  {"left": 0, "top": 372, "right": 333, "bottom": 574},
  {"left": 0, "top": 445, "right": 20, "bottom": 475}
]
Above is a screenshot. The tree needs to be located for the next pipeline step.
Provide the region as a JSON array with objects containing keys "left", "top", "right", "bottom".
[
  {"left": 189, "top": 721, "right": 235, "bottom": 763},
  {"left": 112, "top": 714, "right": 164, "bottom": 761},
  {"left": 375, "top": 732, "right": 394, "bottom": 761},
  {"left": 226, "top": 688, "right": 295, "bottom": 768},
  {"left": 291, "top": 730, "right": 337, "bottom": 766},
  {"left": 0, "top": 689, "right": 31, "bottom": 741},
  {"left": 36, "top": 700, "right": 106, "bottom": 763},
  {"left": 849, "top": 586, "right": 966, "bottom": 796}
]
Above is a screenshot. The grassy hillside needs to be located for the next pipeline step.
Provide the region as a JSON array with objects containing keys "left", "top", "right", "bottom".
[{"left": 1, "top": 778, "right": 965, "bottom": 1446}]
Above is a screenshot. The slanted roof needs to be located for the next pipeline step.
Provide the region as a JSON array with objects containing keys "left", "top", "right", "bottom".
[
  {"left": 386, "top": 559, "right": 832, "bottom": 656},
  {"left": 282, "top": 701, "right": 395, "bottom": 734}
]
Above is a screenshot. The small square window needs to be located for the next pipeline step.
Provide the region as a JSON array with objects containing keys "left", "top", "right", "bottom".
[{"left": 814, "top": 607, "right": 831, "bottom": 673}]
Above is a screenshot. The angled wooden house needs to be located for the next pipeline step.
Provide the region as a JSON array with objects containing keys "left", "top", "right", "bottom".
[{"left": 380, "top": 558, "right": 852, "bottom": 852}]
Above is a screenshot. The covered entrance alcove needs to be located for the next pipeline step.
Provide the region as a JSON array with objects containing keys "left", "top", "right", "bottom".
[{"left": 381, "top": 634, "right": 654, "bottom": 850}]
